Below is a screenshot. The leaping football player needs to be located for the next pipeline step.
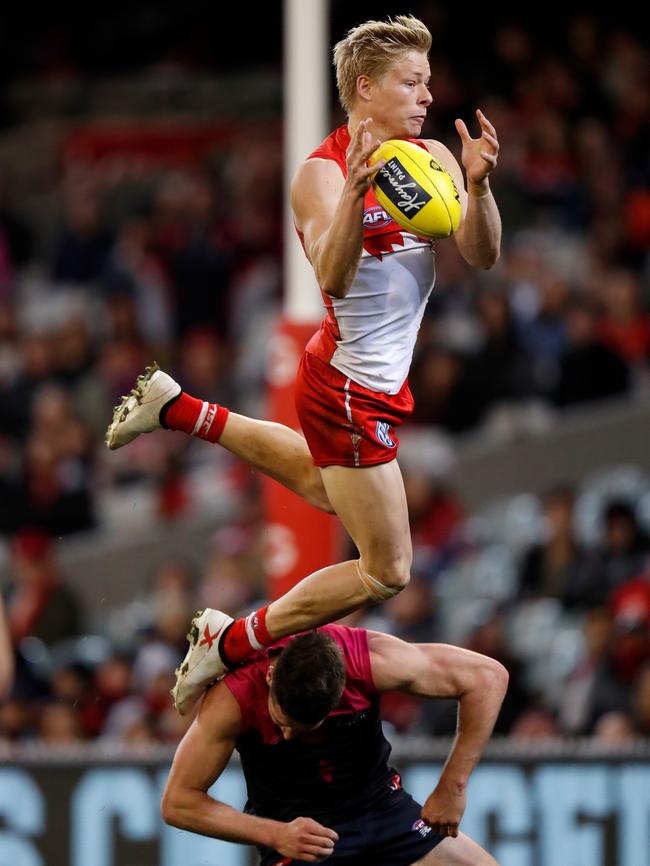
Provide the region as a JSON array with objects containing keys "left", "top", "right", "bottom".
[{"left": 106, "top": 14, "right": 501, "bottom": 745}]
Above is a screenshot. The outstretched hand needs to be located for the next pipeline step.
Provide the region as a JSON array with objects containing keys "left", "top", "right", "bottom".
[{"left": 454, "top": 109, "right": 499, "bottom": 188}]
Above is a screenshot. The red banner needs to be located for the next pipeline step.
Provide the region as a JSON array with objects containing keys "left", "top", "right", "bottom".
[{"left": 262, "top": 318, "right": 341, "bottom": 600}]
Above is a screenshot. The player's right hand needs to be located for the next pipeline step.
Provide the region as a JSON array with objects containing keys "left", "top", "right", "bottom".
[
  {"left": 421, "top": 778, "right": 467, "bottom": 838},
  {"left": 274, "top": 816, "right": 339, "bottom": 862},
  {"left": 345, "top": 118, "right": 384, "bottom": 196}
]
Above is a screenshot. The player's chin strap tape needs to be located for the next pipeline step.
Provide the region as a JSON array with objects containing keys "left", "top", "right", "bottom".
[{"left": 356, "top": 560, "right": 401, "bottom": 601}]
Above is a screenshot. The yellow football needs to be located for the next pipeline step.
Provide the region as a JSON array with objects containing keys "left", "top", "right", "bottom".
[{"left": 368, "top": 139, "right": 462, "bottom": 239}]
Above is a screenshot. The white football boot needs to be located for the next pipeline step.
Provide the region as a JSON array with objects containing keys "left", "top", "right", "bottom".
[
  {"left": 105, "top": 363, "right": 181, "bottom": 450},
  {"left": 171, "top": 608, "right": 234, "bottom": 716}
]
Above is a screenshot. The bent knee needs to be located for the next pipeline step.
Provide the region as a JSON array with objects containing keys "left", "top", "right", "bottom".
[{"left": 361, "top": 551, "right": 412, "bottom": 591}]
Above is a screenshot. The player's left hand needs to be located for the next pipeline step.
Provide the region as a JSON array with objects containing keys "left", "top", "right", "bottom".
[
  {"left": 420, "top": 778, "right": 467, "bottom": 838},
  {"left": 454, "top": 109, "right": 499, "bottom": 189}
]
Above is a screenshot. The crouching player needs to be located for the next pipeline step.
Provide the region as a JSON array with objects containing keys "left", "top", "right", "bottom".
[{"left": 161, "top": 626, "right": 506, "bottom": 865}]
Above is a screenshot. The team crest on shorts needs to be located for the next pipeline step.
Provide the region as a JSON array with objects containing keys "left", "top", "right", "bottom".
[
  {"left": 412, "top": 819, "right": 432, "bottom": 837},
  {"left": 375, "top": 421, "right": 396, "bottom": 448}
]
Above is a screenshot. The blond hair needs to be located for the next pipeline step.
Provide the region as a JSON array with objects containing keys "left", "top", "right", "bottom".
[{"left": 333, "top": 15, "right": 432, "bottom": 114}]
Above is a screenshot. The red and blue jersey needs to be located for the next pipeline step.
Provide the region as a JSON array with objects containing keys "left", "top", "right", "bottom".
[{"left": 224, "top": 624, "right": 399, "bottom": 824}]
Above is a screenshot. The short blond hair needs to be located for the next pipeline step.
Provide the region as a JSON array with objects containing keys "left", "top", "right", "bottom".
[{"left": 333, "top": 15, "right": 432, "bottom": 114}]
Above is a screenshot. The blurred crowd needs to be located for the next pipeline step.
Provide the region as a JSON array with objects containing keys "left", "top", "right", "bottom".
[
  {"left": 360, "top": 471, "right": 650, "bottom": 742},
  {"left": 3, "top": 467, "right": 650, "bottom": 745},
  {"left": 0, "top": 131, "right": 283, "bottom": 537},
  {"left": 1, "top": 9, "right": 649, "bottom": 745}
]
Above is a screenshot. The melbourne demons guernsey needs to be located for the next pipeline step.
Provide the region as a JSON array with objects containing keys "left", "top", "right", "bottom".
[
  {"left": 223, "top": 625, "right": 399, "bottom": 825},
  {"left": 300, "top": 125, "right": 436, "bottom": 395}
]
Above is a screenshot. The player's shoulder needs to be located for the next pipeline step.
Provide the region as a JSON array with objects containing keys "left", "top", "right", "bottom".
[
  {"left": 292, "top": 155, "right": 345, "bottom": 192},
  {"left": 198, "top": 678, "right": 243, "bottom": 737},
  {"left": 293, "top": 155, "right": 344, "bottom": 180},
  {"left": 292, "top": 125, "right": 348, "bottom": 190},
  {"left": 221, "top": 654, "right": 270, "bottom": 731},
  {"left": 291, "top": 158, "right": 346, "bottom": 223}
]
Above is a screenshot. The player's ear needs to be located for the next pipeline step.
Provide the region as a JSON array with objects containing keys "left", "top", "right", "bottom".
[
  {"left": 356, "top": 75, "right": 373, "bottom": 103},
  {"left": 265, "top": 666, "right": 274, "bottom": 687}
]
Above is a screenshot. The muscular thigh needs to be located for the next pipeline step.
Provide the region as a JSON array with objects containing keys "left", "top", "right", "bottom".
[
  {"left": 320, "top": 460, "right": 411, "bottom": 564},
  {"left": 410, "top": 832, "right": 498, "bottom": 866}
]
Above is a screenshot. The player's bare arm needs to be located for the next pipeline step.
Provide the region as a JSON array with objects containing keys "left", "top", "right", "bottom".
[
  {"left": 291, "top": 119, "right": 383, "bottom": 298},
  {"left": 161, "top": 682, "right": 338, "bottom": 862},
  {"left": 367, "top": 631, "right": 508, "bottom": 839},
  {"left": 424, "top": 109, "right": 501, "bottom": 269}
]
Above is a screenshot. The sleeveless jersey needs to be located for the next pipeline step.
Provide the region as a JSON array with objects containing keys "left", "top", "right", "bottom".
[
  {"left": 300, "top": 125, "right": 436, "bottom": 395},
  {"left": 223, "top": 625, "right": 399, "bottom": 825}
]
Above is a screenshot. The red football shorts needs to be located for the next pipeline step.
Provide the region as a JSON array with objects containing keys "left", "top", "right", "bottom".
[{"left": 294, "top": 351, "right": 414, "bottom": 468}]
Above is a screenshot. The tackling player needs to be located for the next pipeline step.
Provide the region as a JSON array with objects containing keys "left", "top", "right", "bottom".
[{"left": 161, "top": 626, "right": 507, "bottom": 865}]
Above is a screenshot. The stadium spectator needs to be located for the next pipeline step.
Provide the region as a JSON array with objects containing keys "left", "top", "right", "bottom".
[
  {"left": 4, "top": 528, "right": 81, "bottom": 647},
  {"left": 551, "top": 298, "right": 630, "bottom": 408},
  {"left": 517, "top": 485, "right": 588, "bottom": 605},
  {"left": 51, "top": 188, "right": 112, "bottom": 285},
  {"left": 558, "top": 608, "right": 629, "bottom": 734},
  {"left": 592, "top": 710, "right": 637, "bottom": 743},
  {"left": 631, "top": 663, "right": 650, "bottom": 736},
  {"left": 409, "top": 343, "right": 483, "bottom": 434},
  {"left": 565, "top": 500, "right": 650, "bottom": 608},
  {"left": 37, "top": 701, "right": 85, "bottom": 745}
]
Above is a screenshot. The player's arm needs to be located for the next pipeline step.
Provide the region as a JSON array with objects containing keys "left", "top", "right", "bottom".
[
  {"left": 161, "top": 681, "right": 338, "bottom": 861},
  {"left": 424, "top": 110, "right": 501, "bottom": 269},
  {"left": 367, "top": 630, "right": 508, "bottom": 837},
  {"left": 291, "top": 119, "right": 382, "bottom": 299}
]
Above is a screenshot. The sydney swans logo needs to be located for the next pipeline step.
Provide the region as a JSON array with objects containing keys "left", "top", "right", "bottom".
[{"left": 376, "top": 157, "right": 431, "bottom": 214}]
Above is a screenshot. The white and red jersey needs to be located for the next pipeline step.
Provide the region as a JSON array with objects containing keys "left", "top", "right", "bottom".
[{"left": 298, "top": 125, "right": 436, "bottom": 396}]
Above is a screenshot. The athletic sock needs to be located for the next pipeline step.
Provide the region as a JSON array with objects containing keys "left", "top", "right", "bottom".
[
  {"left": 221, "top": 605, "right": 274, "bottom": 665},
  {"left": 161, "top": 393, "right": 229, "bottom": 443}
]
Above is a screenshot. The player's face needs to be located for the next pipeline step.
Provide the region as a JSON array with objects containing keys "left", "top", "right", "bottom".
[
  {"left": 367, "top": 50, "right": 432, "bottom": 138},
  {"left": 268, "top": 693, "right": 326, "bottom": 741}
]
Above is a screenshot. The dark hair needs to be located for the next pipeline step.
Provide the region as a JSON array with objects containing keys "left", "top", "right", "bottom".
[
  {"left": 271, "top": 631, "right": 346, "bottom": 725},
  {"left": 604, "top": 499, "right": 636, "bottom": 526}
]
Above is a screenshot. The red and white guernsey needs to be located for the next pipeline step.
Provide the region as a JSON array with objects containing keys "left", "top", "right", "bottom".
[{"left": 300, "top": 125, "right": 436, "bottom": 396}]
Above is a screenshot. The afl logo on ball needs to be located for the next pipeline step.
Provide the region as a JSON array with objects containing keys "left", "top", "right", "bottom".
[{"left": 363, "top": 205, "right": 393, "bottom": 229}]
